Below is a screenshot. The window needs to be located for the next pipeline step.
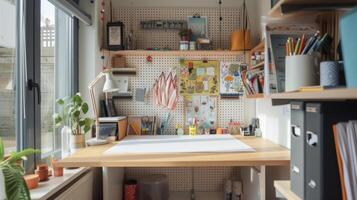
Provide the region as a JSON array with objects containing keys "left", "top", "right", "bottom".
[
  {"left": 0, "top": 0, "right": 79, "bottom": 169},
  {"left": 0, "top": 0, "right": 17, "bottom": 154},
  {"left": 40, "top": 0, "right": 78, "bottom": 158}
]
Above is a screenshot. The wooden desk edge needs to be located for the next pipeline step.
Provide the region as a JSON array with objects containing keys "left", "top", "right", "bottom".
[{"left": 58, "top": 136, "right": 290, "bottom": 168}]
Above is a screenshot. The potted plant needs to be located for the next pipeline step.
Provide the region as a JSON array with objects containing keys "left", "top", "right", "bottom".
[
  {"left": 178, "top": 28, "right": 192, "bottom": 41},
  {"left": 0, "top": 138, "right": 40, "bottom": 200},
  {"left": 53, "top": 93, "right": 93, "bottom": 153}
]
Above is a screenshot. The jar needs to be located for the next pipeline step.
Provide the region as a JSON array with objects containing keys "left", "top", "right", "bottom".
[{"left": 179, "top": 41, "right": 189, "bottom": 51}]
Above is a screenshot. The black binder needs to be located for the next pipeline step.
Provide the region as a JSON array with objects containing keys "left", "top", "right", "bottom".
[
  {"left": 305, "top": 102, "right": 357, "bottom": 200},
  {"left": 290, "top": 101, "right": 305, "bottom": 199}
]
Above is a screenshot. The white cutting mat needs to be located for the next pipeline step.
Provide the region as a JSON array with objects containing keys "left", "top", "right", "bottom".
[{"left": 104, "top": 134, "right": 255, "bottom": 155}]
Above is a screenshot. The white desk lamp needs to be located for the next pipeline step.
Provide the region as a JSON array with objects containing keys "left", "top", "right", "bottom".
[{"left": 87, "top": 69, "right": 119, "bottom": 146}]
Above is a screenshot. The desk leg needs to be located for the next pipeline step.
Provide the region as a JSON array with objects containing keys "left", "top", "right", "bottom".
[{"left": 103, "top": 167, "right": 124, "bottom": 200}]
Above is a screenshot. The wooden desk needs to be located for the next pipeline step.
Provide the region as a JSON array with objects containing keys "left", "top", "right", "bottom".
[
  {"left": 59, "top": 136, "right": 289, "bottom": 200},
  {"left": 59, "top": 136, "right": 290, "bottom": 168}
]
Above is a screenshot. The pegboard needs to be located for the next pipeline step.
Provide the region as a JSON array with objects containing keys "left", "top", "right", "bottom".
[
  {"left": 125, "top": 167, "right": 240, "bottom": 192},
  {"left": 113, "top": 7, "right": 241, "bottom": 50},
  {"left": 112, "top": 53, "right": 247, "bottom": 134}
]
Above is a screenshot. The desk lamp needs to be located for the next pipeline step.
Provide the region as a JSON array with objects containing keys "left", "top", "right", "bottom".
[{"left": 87, "top": 69, "right": 119, "bottom": 146}]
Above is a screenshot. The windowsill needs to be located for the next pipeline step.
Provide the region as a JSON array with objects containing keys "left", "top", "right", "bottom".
[{"left": 30, "top": 167, "right": 89, "bottom": 200}]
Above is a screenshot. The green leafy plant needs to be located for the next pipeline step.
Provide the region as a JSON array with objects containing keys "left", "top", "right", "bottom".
[
  {"left": 53, "top": 93, "right": 93, "bottom": 135},
  {"left": 0, "top": 138, "right": 40, "bottom": 200}
]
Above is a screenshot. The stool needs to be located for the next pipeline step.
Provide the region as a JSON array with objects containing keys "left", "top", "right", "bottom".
[{"left": 137, "top": 174, "right": 169, "bottom": 200}]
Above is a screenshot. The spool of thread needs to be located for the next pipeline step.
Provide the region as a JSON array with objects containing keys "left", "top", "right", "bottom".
[{"left": 320, "top": 61, "right": 340, "bottom": 87}]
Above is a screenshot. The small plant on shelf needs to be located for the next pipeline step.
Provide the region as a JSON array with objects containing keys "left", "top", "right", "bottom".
[{"left": 53, "top": 93, "right": 93, "bottom": 152}]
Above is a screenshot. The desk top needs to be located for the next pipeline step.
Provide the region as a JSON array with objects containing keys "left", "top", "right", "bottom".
[{"left": 58, "top": 136, "right": 290, "bottom": 168}]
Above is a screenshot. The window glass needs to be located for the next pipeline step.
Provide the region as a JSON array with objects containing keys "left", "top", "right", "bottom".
[
  {"left": 41, "top": 0, "right": 74, "bottom": 157},
  {"left": 0, "top": 0, "right": 17, "bottom": 154}
]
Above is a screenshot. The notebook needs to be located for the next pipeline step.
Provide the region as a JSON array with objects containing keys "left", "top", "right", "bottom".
[{"left": 340, "top": 8, "right": 357, "bottom": 88}]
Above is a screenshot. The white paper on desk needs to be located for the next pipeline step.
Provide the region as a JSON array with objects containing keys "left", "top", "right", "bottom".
[{"left": 104, "top": 134, "right": 255, "bottom": 155}]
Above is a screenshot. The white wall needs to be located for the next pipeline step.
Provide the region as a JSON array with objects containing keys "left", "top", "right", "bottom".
[
  {"left": 0, "top": 0, "right": 16, "bottom": 48},
  {"left": 78, "top": 0, "right": 103, "bottom": 120}
]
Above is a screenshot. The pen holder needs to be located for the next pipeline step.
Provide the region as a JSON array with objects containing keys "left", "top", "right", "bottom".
[{"left": 285, "top": 55, "right": 318, "bottom": 92}]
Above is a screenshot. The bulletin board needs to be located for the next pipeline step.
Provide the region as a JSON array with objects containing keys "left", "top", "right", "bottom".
[
  {"left": 179, "top": 60, "right": 220, "bottom": 97},
  {"left": 184, "top": 95, "right": 217, "bottom": 135},
  {"left": 219, "top": 62, "right": 244, "bottom": 97}
]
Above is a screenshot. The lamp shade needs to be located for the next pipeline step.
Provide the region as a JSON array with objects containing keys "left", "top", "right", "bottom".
[{"left": 103, "top": 73, "right": 119, "bottom": 93}]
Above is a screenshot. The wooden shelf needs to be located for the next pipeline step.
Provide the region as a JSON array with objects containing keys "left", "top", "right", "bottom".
[
  {"left": 250, "top": 61, "right": 264, "bottom": 70},
  {"left": 246, "top": 93, "right": 265, "bottom": 99},
  {"left": 109, "top": 50, "right": 246, "bottom": 56},
  {"left": 111, "top": 68, "right": 136, "bottom": 75},
  {"left": 270, "top": 88, "right": 357, "bottom": 105},
  {"left": 269, "top": 0, "right": 357, "bottom": 17},
  {"left": 274, "top": 181, "right": 301, "bottom": 200}
]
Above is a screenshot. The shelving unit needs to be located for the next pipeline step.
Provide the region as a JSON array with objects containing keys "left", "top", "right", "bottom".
[
  {"left": 242, "top": 41, "right": 265, "bottom": 99},
  {"left": 274, "top": 181, "right": 301, "bottom": 200},
  {"left": 269, "top": 88, "right": 357, "bottom": 105},
  {"left": 269, "top": 0, "right": 357, "bottom": 17},
  {"left": 110, "top": 50, "right": 245, "bottom": 57}
]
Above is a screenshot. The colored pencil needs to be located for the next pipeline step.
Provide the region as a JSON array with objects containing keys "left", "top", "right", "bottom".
[{"left": 294, "top": 38, "right": 301, "bottom": 55}]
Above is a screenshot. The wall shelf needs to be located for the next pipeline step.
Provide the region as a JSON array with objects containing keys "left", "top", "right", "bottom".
[
  {"left": 270, "top": 88, "right": 357, "bottom": 105},
  {"left": 109, "top": 50, "right": 246, "bottom": 57},
  {"left": 246, "top": 93, "right": 265, "bottom": 99},
  {"left": 250, "top": 61, "right": 264, "bottom": 70},
  {"left": 269, "top": 0, "right": 357, "bottom": 17}
]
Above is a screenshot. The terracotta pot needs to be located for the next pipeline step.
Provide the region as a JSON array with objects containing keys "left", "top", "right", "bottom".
[
  {"left": 24, "top": 174, "right": 40, "bottom": 190},
  {"left": 35, "top": 164, "right": 49, "bottom": 182},
  {"left": 51, "top": 159, "right": 64, "bottom": 177},
  {"left": 70, "top": 134, "right": 86, "bottom": 153}
]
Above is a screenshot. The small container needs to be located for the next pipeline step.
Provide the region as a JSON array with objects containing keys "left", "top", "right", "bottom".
[
  {"left": 51, "top": 159, "right": 64, "bottom": 177},
  {"left": 320, "top": 61, "right": 340, "bottom": 87},
  {"left": 189, "top": 125, "right": 196, "bottom": 136},
  {"left": 137, "top": 174, "right": 169, "bottom": 200},
  {"left": 228, "top": 120, "right": 240, "bottom": 135},
  {"left": 179, "top": 41, "right": 189, "bottom": 51},
  {"left": 189, "top": 41, "right": 196, "bottom": 50},
  {"left": 35, "top": 164, "right": 49, "bottom": 182},
  {"left": 24, "top": 174, "right": 40, "bottom": 190}
]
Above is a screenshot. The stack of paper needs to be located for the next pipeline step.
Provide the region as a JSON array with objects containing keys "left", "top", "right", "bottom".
[{"left": 333, "top": 121, "right": 357, "bottom": 200}]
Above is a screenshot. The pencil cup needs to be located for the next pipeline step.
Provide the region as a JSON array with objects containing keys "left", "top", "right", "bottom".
[
  {"left": 285, "top": 55, "right": 318, "bottom": 92},
  {"left": 320, "top": 61, "right": 340, "bottom": 87}
]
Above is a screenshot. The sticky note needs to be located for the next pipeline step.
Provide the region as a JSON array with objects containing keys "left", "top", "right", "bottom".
[
  {"left": 196, "top": 68, "right": 205, "bottom": 76},
  {"left": 207, "top": 67, "right": 215, "bottom": 76}
]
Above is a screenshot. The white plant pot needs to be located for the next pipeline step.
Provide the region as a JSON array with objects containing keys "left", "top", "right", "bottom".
[
  {"left": 61, "top": 126, "right": 71, "bottom": 158},
  {"left": 70, "top": 134, "right": 86, "bottom": 153},
  {"left": 0, "top": 170, "right": 6, "bottom": 200}
]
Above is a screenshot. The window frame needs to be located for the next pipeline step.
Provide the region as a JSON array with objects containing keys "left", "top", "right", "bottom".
[{"left": 15, "top": 0, "right": 79, "bottom": 171}]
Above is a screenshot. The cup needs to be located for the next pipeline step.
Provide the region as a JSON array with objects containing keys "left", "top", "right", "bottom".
[
  {"left": 285, "top": 55, "right": 318, "bottom": 92},
  {"left": 320, "top": 61, "right": 340, "bottom": 87}
]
